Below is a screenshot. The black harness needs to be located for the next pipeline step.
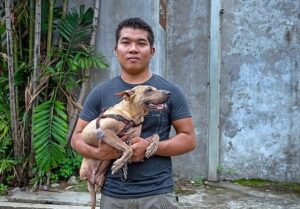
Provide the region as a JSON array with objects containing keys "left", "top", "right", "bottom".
[{"left": 95, "top": 112, "right": 141, "bottom": 138}]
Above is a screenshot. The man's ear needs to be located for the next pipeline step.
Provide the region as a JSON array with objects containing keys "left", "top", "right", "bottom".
[
  {"left": 150, "top": 47, "right": 155, "bottom": 55},
  {"left": 115, "top": 90, "right": 134, "bottom": 101},
  {"left": 114, "top": 45, "right": 117, "bottom": 56}
]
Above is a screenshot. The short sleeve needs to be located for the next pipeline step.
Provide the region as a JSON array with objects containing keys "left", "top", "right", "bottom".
[
  {"left": 169, "top": 85, "right": 191, "bottom": 121},
  {"left": 79, "top": 86, "right": 102, "bottom": 122}
]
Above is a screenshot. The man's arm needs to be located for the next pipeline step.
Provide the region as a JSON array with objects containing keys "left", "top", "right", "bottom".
[
  {"left": 155, "top": 117, "right": 196, "bottom": 156},
  {"left": 71, "top": 118, "right": 120, "bottom": 160},
  {"left": 130, "top": 117, "right": 196, "bottom": 161}
]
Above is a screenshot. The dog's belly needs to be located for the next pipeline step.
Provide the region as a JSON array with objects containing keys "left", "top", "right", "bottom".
[{"left": 80, "top": 158, "right": 110, "bottom": 187}]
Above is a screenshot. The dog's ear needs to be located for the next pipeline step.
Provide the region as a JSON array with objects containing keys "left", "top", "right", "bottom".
[{"left": 115, "top": 90, "right": 134, "bottom": 101}]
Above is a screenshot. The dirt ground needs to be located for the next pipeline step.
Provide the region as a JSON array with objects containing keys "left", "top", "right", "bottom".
[{"left": 1, "top": 178, "right": 300, "bottom": 209}]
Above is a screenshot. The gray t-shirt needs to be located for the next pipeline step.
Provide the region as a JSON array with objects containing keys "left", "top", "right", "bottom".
[{"left": 79, "top": 74, "right": 191, "bottom": 198}]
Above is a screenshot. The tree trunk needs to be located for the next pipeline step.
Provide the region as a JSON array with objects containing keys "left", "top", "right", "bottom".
[
  {"left": 30, "top": 0, "right": 41, "bottom": 172},
  {"left": 59, "top": 0, "right": 68, "bottom": 47},
  {"left": 67, "top": 0, "right": 101, "bottom": 143},
  {"left": 46, "top": 0, "right": 54, "bottom": 64},
  {"left": 5, "top": 0, "right": 21, "bottom": 158},
  {"left": 28, "top": 0, "right": 34, "bottom": 64},
  {"left": 33, "top": 0, "right": 41, "bottom": 83}
]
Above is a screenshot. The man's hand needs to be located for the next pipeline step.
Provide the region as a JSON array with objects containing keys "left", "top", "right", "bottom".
[
  {"left": 94, "top": 131, "right": 131, "bottom": 160},
  {"left": 95, "top": 140, "right": 120, "bottom": 160},
  {"left": 130, "top": 137, "right": 150, "bottom": 162}
]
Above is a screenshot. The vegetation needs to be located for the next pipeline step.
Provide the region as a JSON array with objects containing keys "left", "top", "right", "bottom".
[
  {"left": 233, "top": 179, "right": 300, "bottom": 196},
  {"left": 0, "top": 0, "right": 107, "bottom": 195}
]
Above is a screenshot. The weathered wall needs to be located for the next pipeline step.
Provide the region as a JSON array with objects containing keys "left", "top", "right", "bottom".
[
  {"left": 220, "top": 0, "right": 300, "bottom": 181},
  {"left": 166, "top": 0, "right": 209, "bottom": 177}
]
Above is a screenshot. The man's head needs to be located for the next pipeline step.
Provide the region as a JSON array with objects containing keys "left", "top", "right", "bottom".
[
  {"left": 115, "top": 17, "right": 155, "bottom": 48},
  {"left": 114, "top": 18, "right": 156, "bottom": 76}
]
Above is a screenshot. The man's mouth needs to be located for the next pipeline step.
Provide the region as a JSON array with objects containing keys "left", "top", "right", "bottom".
[{"left": 128, "top": 57, "right": 140, "bottom": 61}]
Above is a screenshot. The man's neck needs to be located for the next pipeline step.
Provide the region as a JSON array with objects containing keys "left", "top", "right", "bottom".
[{"left": 121, "top": 70, "right": 152, "bottom": 84}]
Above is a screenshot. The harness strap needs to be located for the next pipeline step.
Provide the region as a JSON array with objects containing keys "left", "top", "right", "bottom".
[{"left": 95, "top": 113, "right": 141, "bottom": 138}]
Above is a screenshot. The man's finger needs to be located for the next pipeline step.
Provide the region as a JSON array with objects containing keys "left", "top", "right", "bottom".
[{"left": 130, "top": 137, "right": 141, "bottom": 144}]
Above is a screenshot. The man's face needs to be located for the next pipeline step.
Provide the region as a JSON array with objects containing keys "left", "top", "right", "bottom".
[{"left": 115, "top": 27, "right": 155, "bottom": 75}]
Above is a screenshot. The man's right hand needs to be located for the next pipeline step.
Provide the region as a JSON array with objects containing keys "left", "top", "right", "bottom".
[
  {"left": 95, "top": 140, "right": 120, "bottom": 160},
  {"left": 71, "top": 119, "right": 120, "bottom": 161}
]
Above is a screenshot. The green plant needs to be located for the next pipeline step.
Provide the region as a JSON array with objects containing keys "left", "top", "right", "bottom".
[
  {"left": 29, "top": 168, "right": 45, "bottom": 189},
  {"left": 0, "top": 84, "right": 18, "bottom": 185},
  {"left": 29, "top": 5, "right": 107, "bottom": 184},
  {"left": 0, "top": 159, "right": 18, "bottom": 177},
  {"left": 6, "top": 175, "right": 15, "bottom": 185},
  {"left": 0, "top": 2, "right": 108, "bottom": 189},
  {"left": 50, "top": 173, "right": 59, "bottom": 183},
  {"left": 193, "top": 176, "right": 204, "bottom": 186},
  {"left": 53, "top": 150, "right": 82, "bottom": 179},
  {"left": 233, "top": 179, "right": 300, "bottom": 195},
  {"left": 32, "top": 101, "right": 68, "bottom": 172},
  {"left": 69, "top": 179, "right": 88, "bottom": 192},
  {"left": 217, "top": 165, "right": 236, "bottom": 176},
  {"left": 0, "top": 183, "right": 8, "bottom": 195}
]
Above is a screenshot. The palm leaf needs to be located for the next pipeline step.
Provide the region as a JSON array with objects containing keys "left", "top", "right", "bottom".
[
  {"left": 32, "top": 101, "right": 68, "bottom": 172},
  {"left": 0, "top": 159, "right": 18, "bottom": 175},
  {"left": 58, "top": 5, "right": 93, "bottom": 48}
]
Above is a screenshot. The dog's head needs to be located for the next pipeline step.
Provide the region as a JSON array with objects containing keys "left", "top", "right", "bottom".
[{"left": 116, "top": 85, "right": 171, "bottom": 112}]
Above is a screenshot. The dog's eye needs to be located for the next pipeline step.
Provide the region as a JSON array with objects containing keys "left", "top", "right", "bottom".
[{"left": 146, "top": 88, "right": 153, "bottom": 93}]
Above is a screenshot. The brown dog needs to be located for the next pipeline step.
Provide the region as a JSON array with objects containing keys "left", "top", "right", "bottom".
[{"left": 79, "top": 85, "right": 171, "bottom": 209}]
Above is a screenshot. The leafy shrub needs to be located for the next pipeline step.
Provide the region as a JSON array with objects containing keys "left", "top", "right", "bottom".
[
  {"left": 0, "top": 183, "right": 8, "bottom": 195},
  {"left": 53, "top": 149, "right": 82, "bottom": 180}
]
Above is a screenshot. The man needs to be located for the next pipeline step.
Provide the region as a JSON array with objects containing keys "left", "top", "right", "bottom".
[{"left": 71, "top": 17, "right": 196, "bottom": 209}]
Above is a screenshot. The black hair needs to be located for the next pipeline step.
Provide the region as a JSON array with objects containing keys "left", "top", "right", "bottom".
[{"left": 115, "top": 17, "right": 155, "bottom": 47}]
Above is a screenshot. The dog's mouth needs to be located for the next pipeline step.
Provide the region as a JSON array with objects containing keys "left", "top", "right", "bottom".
[{"left": 145, "top": 102, "right": 167, "bottom": 110}]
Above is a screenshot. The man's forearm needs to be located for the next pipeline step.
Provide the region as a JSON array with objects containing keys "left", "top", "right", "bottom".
[
  {"left": 155, "top": 133, "right": 196, "bottom": 156},
  {"left": 71, "top": 134, "right": 99, "bottom": 159}
]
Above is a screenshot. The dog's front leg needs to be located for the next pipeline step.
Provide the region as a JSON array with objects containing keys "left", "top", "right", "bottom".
[
  {"left": 145, "top": 134, "right": 160, "bottom": 158},
  {"left": 102, "top": 130, "right": 133, "bottom": 174}
]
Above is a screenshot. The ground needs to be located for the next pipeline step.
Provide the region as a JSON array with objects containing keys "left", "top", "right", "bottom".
[{"left": 1, "top": 178, "right": 300, "bottom": 209}]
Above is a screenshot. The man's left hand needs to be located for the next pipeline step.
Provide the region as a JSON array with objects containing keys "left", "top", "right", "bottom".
[{"left": 130, "top": 137, "right": 150, "bottom": 162}]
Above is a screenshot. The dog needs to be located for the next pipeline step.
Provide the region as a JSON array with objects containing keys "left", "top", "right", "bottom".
[{"left": 79, "top": 85, "right": 171, "bottom": 209}]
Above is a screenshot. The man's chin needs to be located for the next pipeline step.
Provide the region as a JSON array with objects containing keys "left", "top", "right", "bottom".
[{"left": 122, "top": 67, "right": 147, "bottom": 74}]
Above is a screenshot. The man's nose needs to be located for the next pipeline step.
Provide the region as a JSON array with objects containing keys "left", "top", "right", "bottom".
[{"left": 129, "top": 43, "right": 138, "bottom": 53}]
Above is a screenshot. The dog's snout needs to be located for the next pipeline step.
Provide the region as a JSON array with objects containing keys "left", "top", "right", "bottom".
[{"left": 163, "top": 90, "right": 171, "bottom": 96}]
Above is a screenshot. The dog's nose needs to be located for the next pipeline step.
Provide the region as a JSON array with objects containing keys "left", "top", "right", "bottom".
[{"left": 163, "top": 90, "right": 171, "bottom": 96}]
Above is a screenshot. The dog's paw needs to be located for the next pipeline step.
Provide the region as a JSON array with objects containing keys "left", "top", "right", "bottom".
[
  {"left": 145, "top": 145, "right": 157, "bottom": 158},
  {"left": 111, "top": 159, "right": 125, "bottom": 174},
  {"left": 145, "top": 134, "right": 159, "bottom": 158}
]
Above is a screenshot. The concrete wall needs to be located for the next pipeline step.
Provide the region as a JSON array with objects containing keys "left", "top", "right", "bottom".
[
  {"left": 166, "top": 0, "right": 209, "bottom": 178},
  {"left": 220, "top": 0, "right": 300, "bottom": 182}
]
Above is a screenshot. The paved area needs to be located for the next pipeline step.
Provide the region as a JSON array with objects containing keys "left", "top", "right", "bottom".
[{"left": 0, "top": 182, "right": 299, "bottom": 209}]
